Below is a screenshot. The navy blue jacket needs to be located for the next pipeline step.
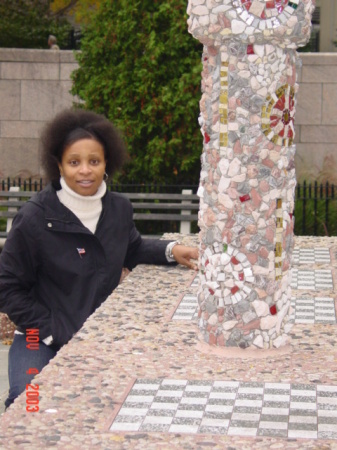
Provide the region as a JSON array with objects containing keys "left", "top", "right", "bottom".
[{"left": 0, "top": 184, "right": 172, "bottom": 346}]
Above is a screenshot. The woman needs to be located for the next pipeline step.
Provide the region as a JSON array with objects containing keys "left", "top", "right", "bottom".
[{"left": 0, "top": 109, "right": 198, "bottom": 408}]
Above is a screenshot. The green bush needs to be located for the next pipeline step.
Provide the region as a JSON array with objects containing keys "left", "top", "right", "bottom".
[
  {"left": 0, "top": 0, "right": 71, "bottom": 49},
  {"left": 294, "top": 199, "right": 337, "bottom": 237},
  {"left": 71, "top": 0, "right": 203, "bottom": 184}
]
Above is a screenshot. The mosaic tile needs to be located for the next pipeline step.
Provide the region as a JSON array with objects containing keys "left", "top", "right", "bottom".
[
  {"left": 110, "top": 379, "right": 337, "bottom": 440},
  {"left": 187, "top": 0, "right": 315, "bottom": 348}
]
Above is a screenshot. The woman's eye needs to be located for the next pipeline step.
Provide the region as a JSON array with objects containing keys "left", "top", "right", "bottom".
[
  {"left": 69, "top": 160, "right": 78, "bottom": 166},
  {"left": 91, "top": 160, "right": 99, "bottom": 165}
]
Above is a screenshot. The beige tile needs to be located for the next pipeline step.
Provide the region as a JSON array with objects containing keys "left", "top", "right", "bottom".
[
  {"left": 0, "top": 121, "right": 44, "bottom": 139},
  {"left": 302, "top": 65, "right": 337, "bottom": 83},
  {"left": 294, "top": 125, "right": 300, "bottom": 144},
  {"left": 0, "top": 80, "right": 20, "bottom": 120},
  {"left": 60, "top": 51, "right": 78, "bottom": 63},
  {"left": 0, "top": 48, "right": 60, "bottom": 63},
  {"left": 322, "top": 84, "right": 337, "bottom": 125},
  {"left": 60, "top": 63, "right": 79, "bottom": 81},
  {"left": 1, "top": 62, "right": 59, "bottom": 80},
  {"left": 21, "top": 80, "right": 74, "bottom": 121},
  {"left": 296, "top": 84, "right": 321, "bottom": 125},
  {"left": 301, "top": 53, "right": 337, "bottom": 66},
  {"left": 0, "top": 138, "right": 40, "bottom": 178},
  {"left": 300, "top": 126, "right": 337, "bottom": 143}
]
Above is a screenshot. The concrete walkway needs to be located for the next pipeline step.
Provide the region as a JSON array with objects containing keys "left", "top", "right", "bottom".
[{"left": 0, "top": 234, "right": 337, "bottom": 449}]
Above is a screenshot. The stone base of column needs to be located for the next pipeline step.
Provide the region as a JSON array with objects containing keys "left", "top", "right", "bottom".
[{"left": 196, "top": 332, "right": 292, "bottom": 358}]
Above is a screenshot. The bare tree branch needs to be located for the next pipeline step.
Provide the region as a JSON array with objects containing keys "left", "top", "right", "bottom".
[{"left": 50, "top": 0, "right": 79, "bottom": 17}]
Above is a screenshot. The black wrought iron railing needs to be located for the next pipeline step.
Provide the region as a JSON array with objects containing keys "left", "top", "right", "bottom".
[{"left": 2, "top": 178, "right": 337, "bottom": 237}]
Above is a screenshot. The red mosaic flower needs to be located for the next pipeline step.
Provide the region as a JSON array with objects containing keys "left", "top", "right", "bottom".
[{"left": 262, "top": 84, "right": 295, "bottom": 147}]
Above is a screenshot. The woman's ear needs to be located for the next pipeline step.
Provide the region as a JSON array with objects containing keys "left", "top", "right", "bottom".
[{"left": 58, "top": 163, "right": 63, "bottom": 177}]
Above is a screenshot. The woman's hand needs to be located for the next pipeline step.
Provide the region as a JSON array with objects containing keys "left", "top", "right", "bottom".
[
  {"left": 119, "top": 267, "right": 130, "bottom": 284},
  {"left": 172, "top": 245, "right": 199, "bottom": 271}
]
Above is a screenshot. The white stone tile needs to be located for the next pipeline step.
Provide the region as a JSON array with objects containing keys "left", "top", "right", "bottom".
[
  {"left": 290, "top": 402, "right": 317, "bottom": 410},
  {"left": 238, "top": 387, "right": 264, "bottom": 394},
  {"left": 288, "top": 430, "right": 318, "bottom": 439},
  {"left": 318, "top": 424, "right": 337, "bottom": 432},
  {"left": 175, "top": 410, "right": 204, "bottom": 419},
  {"left": 234, "top": 399, "right": 263, "bottom": 407},
  {"left": 185, "top": 385, "right": 212, "bottom": 392},
  {"left": 150, "top": 403, "right": 179, "bottom": 411},
  {"left": 264, "top": 394, "right": 290, "bottom": 402},
  {"left": 169, "top": 424, "right": 199, "bottom": 434},
  {"left": 118, "top": 407, "right": 148, "bottom": 416},
  {"left": 317, "top": 397, "right": 337, "bottom": 405},
  {"left": 180, "top": 397, "right": 208, "bottom": 405},
  {"left": 143, "top": 416, "right": 172, "bottom": 425},
  {"left": 201, "top": 418, "right": 230, "bottom": 427},
  {"left": 209, "top": 392, "right": 236, "bottom": 400},
  {"left": 291, "top": 390, "right": 316, "bottom": 397},
  {"left": 262, "top": 407, "right": 289, "bottom": 415},
  {"left": 317, "top": 385, "right": 337, "bottom": 393},
  {"left": 157, "top": 390, "right": 184, "bottom": 398},
  {"left": 162, "top": 379, "right": 188, "bottom": 386},
  {"left": 110, "top": 422, "right": 141, "bottom": 431},
  {"left": 259, "top": 421, "right": 288, "bottom": 430},
  {"left": 228, "top": 427, "right": 257, "bottom": 436},
  {"left": 231, "top": 413, "right": 260, "bottom": 421},
  {"left": 289, "top": 416, "right": 317, "bottom": 424},
  {"left": 205, "top": 405, "right": 233, "bottom": 413}
]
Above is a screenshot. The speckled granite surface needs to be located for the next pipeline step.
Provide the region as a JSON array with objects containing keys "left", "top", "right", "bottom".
[{"left": 1, "top": 234, "right": 337, "bottom": 449}]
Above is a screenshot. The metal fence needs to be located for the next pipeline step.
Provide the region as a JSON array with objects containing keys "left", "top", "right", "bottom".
[{"left": 1, "top": 178, "right": 337, "bottom": 236}]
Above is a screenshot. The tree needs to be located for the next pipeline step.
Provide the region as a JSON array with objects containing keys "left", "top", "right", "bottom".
[
  {"left": 50, "top": 0, "right": 102, "bottom": 24},
  {"left": 71, "top": 0, "right": 203, "bottom": 184},
  {"left": 0, "top": 0, "right": 72, "bottom": 49}
]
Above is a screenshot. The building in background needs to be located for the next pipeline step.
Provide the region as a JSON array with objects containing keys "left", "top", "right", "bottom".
[{"left": 304, "top": 0, "right": 337, "bottom": 53}]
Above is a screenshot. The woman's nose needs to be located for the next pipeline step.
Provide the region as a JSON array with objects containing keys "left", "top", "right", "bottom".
[{"left": 79, "top": 163, "right": 91, "bottom": 173}]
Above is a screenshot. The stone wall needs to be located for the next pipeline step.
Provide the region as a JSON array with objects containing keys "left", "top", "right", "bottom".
[
  {"left": 0, "top": 48, "right": 78, "bottom": 179},
  {"left": 0, "top": 49, "right": 336, "bottom": 183},
  {"left": 295, "top": 53, "right": 337, "bottom": 184}
]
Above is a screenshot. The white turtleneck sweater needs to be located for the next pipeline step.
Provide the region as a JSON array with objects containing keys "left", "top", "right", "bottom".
[{"left": 57, "top": 177, "right": 107, "bottom": 233}]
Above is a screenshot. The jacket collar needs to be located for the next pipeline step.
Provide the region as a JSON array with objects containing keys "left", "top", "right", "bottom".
[{"left": 28, "top": 183, "right": 109, "bottom": 233}]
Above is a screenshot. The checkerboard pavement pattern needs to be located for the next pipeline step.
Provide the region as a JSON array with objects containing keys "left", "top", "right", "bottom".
[
  {"left": 291, "top": 269, "right": 333, "bottom": 291},
  {"left": 292, "top": 247, "right": 331, "bottom": 265},
  {"left": 110, "top": 379, "right": 337, "bottom": 439},
  {"left": 172, "top": 294, "right": 198, "bottom": 321},
  {"left": 289, "top": 297, "right": 336, "bottom": 324}
]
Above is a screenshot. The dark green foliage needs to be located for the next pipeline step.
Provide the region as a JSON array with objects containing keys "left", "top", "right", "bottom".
[
  {"left": 71, "top": 0, "right": 203, "bottom": 183},
  {"left": 0, "top": 0, "right": 71, "bottom": 49}
]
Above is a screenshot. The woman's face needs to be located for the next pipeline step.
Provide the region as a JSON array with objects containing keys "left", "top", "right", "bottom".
[{"left": 58, "top": 138, "right": 107, "bottom": 196}]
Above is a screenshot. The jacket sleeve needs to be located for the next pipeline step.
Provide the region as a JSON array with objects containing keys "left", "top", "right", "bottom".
[
  {"left": 0, "top": 210, "right": 52, "bottom": 340},
  {"left": 122, "top": 202, "right": 176, "bottom": 270}
]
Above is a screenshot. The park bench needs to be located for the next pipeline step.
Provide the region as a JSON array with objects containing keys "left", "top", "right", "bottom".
[{"left": 0, "top": 187, "right": 199, "bottom": 248}]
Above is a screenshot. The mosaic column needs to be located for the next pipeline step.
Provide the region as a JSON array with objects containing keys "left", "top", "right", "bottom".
[{"left": 187, "top": 0, "right": 315, "bottom": 349}]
